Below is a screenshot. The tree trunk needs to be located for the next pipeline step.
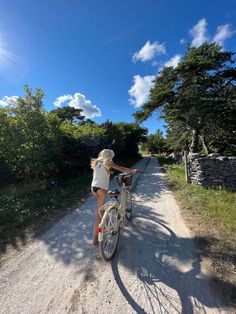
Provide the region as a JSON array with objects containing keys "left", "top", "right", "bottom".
[
  {"left": 190, "top": 128, "right": 199, "bottom": 153},
  {"left": 200, "top": 135, "right": 209, "bottom": 155},
  {"left": 184, "top": 150, "right": 190, "bottom": 183}
]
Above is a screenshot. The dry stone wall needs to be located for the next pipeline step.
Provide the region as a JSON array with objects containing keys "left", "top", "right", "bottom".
[{"left": 187, "top": 154, "right": 236, "bottom": 191}]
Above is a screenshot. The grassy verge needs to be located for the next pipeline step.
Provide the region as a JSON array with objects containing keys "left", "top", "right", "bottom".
[
  {"left": 155, "top": 154, "right": 236, "bottom": 307},
  {"left": 0, "top": 174, "right": 92, "bottom": 254}
]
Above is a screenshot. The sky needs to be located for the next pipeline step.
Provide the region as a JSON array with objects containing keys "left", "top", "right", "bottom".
[{"left": 0, "top": 0, "right": 236, "bottom": 134}]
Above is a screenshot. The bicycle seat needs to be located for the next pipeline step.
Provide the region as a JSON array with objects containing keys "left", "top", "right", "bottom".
[{"left": 108, "top": 189, "right": 120, "bottom": 197}]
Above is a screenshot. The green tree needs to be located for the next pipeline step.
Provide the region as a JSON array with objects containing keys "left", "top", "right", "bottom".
[
  {"left": 142, "top": 129, "right": 166, "bottom": 154},
  {"left": 100, "top": 120, "right": 125, "bottom": 153},
  {"left": 134, "top": 43, "right": 236, "bottom": 155},
  {"left": 100, "top": 121, "right": 147, "bottom": 159},
  {"left": 50, "top": 106, "right": 85, "bottom": 123},
  {"left": 0, "top": 109, "right": 16, "bottom": 184},
  {"left": 3, "top": 86, "right": 51, "bottom": 180},
  {"left": 165, "top": 122, "right": 191, "bottom": 153},
  {"left": 0, "top": 85, "right": 149, "bottom": 184}
]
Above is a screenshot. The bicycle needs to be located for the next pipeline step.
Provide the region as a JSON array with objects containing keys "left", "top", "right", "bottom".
[{"left": 98, "top": 173, "right": 133, "bottom": 261}]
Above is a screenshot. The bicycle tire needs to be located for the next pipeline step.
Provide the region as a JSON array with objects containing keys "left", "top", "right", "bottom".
[
  {"left": 99, "top": 206, "right": 120, "bottom": 261},
  {"left": 125, "top": 190, "right": 133, "bottom": 221}
]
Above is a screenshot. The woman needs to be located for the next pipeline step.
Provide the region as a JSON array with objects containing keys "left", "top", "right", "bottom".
[{"left": 91, "top": 149, "right": 138, "bottom": 245}]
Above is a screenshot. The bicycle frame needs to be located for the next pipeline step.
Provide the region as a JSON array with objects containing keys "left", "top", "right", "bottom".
[{"left": 98, "top": 182, "right": 130, "bottom": 242}]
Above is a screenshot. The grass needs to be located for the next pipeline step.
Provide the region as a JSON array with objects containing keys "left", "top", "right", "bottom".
[
  {"left": 0, "top": 174, "right": 92, "bottom": 246},
  {"left": 155, "top": 154, "right": 236, "bottom": 307},
  {"left": 156, "top": 155, "right": 236, "bottom": 235}
]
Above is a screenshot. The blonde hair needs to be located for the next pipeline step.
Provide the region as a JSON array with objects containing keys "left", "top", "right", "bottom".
[{"left": 90, "top": 149, "right": 114, "bottom": 173}]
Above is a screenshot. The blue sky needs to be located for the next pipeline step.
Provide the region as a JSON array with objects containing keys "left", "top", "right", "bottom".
[{"left": 0, "top": 0, "right": 236, "bottom": 134}]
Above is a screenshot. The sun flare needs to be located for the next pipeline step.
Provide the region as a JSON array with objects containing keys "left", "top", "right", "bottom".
[{"left": 0, "top": 32, "right": 17, "bottom": 70}]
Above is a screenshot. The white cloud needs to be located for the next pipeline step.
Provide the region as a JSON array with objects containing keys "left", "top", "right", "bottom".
[
  {"left": 53, "top": 92, "right": 101, "bottom": 119},
  {"left": 132, "top": 41, "right": 166, "bottom": 63},
  {"left": 164, "top": 54, "right": 181, "bottom": 68},
  {"left": 128, "top": 75, "right": 155, "bottom": 108},
  {"left": 190, "top": 18, "right": 208, "bottom": 47},
  {"left": 189, "top": 19, "right": 235, "bottom": 48},
  {"left": 180, "top": 38, "right": 186, "bottom": 45},
  {"left": 212, "top": 24, "right": 235, "bottom": 46},
  {"left": 0, "top": 95, "right": 18, "bottom": 107},
  {"left": 53, "top": 94, "right": 73, "bottom": 107}
]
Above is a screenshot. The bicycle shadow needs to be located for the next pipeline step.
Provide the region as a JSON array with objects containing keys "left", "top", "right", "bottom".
[{"left": 111, "top": 204, "right": 228, "bottom": 314}]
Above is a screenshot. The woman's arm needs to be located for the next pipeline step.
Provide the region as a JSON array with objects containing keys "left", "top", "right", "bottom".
[{"left": 111, "top": 162, "right": 138, "bottom": 174}]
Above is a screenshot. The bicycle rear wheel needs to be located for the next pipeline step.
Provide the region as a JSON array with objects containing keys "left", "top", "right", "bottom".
[
  {"left": 125, "top": 189, "right": 133, "bottom": 220},
  {"left": 99, "top": 206, "right": 120, "bottom": 261}
]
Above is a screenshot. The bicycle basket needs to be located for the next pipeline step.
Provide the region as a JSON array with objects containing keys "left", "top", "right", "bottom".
[
  {"left": 116, "top": 174, "right": 133, "bottom": 186},
  {"left": 123, "top": 174, "right": 132, "bottom": 186}
]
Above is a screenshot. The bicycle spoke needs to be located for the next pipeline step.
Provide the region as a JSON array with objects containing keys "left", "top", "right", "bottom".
[
  {"left": 125, "top": 190, "right": 133, "bottom": 220},
  {"left": 99, "top": 175, "right": 134, "bottom": 261},
  {"left": 99, "top": 206, "right": 120, "bottom": 261}
]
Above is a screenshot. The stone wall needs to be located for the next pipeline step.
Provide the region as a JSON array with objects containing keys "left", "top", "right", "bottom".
[{"left": 187, "top": 154, "right": 236, "bottom": 191}]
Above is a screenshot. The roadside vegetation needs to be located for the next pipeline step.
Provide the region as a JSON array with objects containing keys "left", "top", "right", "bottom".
[
  {"left": 0, "top": 176, "right": 91, "bottom": 250},
  {"left": 156, "top": 154, "right": 236, "bottom": 306},
  {"left": 0, "top": 86, "right": 146, "bottom": 253},
  {"left": 157, "top": 155, "right": 236, "bottom": 234}
]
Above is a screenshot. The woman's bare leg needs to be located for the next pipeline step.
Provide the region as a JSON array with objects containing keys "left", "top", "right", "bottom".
[{"left": 93, "top": 189, "right": 107, "bottom": 245}]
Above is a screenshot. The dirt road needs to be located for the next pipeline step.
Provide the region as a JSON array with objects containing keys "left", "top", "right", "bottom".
[{"left": 0, "top": 157, "right": 229, "bottom": 313}]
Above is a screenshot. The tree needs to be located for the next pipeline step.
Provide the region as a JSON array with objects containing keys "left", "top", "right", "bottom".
[
  {"left": 134, "top": 43, "right": 236, "bottom": 155},
  {"left": 165, "top": 122, "right": 191, "bottom": 154},
  {"left": 2, "top": 85, "right": 51, "bottom": 180},
  {"left": 100, "top": 120, "right": 125, "bottom": 153},
  {"left": 100, "top": 121, "right": 147, "bottom": 159},
  {"left": 0, "top": 86, "right": 66, "bottom": 181},
  {"left": 50, "top": 106, "right": 85, "bottom": 123},
  {"left": 141, "top": 129, "right": 166, "bottom": 154},
  {"left": 0, "top": 109, "right": 16, "bottom": 184},
  {"left": 115, "top": 122, "right": 148, "bottom": 157}
]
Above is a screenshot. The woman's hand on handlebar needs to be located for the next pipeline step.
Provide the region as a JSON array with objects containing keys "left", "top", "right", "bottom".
[{"left": 129, "top": 169, "right": 140, "bottom": 174}]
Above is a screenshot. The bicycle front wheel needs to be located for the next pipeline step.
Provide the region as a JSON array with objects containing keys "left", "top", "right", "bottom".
[
  {"left": 99, "top": 206, "right": 120, "bottom": 261},
  {"left": 125, "top": 189, "right": 133, "bottom": 220}
]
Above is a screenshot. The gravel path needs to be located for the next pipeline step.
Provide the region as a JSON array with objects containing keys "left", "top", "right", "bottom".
[{"left": 0, "top": 157, "right": 228, "bottom": 314}]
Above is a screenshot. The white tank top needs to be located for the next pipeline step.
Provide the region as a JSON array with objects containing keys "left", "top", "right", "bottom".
[{"left": 91, "top": 161, "right": 110, "bottom": 190}]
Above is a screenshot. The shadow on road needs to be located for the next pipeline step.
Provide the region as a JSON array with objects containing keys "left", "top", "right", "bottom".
[
  {"left": 110, "top": 158, "right": 233, "bottom": 313},
  {"left": 111, "top": 203, "right": 231, "bottom": 313}
]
